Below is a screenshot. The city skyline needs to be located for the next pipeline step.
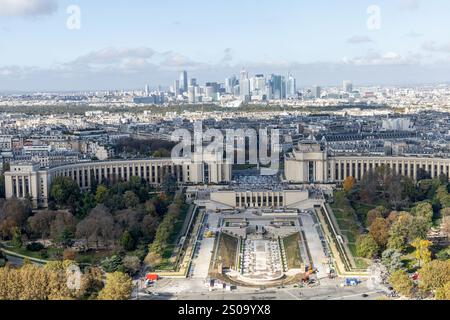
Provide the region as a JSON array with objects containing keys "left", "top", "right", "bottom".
[{"left": 1, "top": 0, "right": 450, "bottom": 91}]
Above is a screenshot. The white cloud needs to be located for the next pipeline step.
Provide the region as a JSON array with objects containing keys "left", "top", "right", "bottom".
[
  {"left": 398, "top": 0, "right": 420, "bottom": 11},
  {"left": 404, "top": 31, "right": 423, "bottom": 38},
  {"left": 0, "top": 0, "right": 58, "bottom": 17},
  {"left": 342, "top": 51, "right": 421, "bottom": 66},
  {"left": 2, "top": 47, "right": 450, "bottom": 91},
  {"left": 422, "top": 41, "right": 450, "bottom": 53},
  {"left": 346, "top": 35, "right": 372, "bottom": 44}
]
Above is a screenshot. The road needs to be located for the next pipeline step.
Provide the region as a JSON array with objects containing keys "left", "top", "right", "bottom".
[{"left": 138, "top": 277, "right": 386, "bottom": 301}]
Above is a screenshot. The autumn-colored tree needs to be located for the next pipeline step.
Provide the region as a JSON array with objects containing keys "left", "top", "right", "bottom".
[
  {"left": 388, "top": 212, "right": 413, "bottom": 252},
  {"left": 97, "top": 272, "right": 132, "bottom": 300},
  {"left": 80, "top": 267, "right": 104, "bottom": 300},
  {"left": 419, "top": 260, "right": 450, "bottom": 292},
  {"left": 343, "top": 176, "right": 356, "bottom": 193},
  {"left": 411, "top": 202, "right": 433, "bottom": 225},
  {"left": 366, "top": 209, "right": 383, "bottom": 228},
  {"left": 95, "top": 185, "right": 109, "bottom": 204},
  {"left": 389, "top": 270, "right": 415, "bottom": 297},
  {"left": 63, "top": 249, "right": 77, "bottom": 261},
  {"left": 0, "top": 263, "right": 73, "bottom": 300},
  {"left": 411, "top": 239, "right": 433, "bottom": 267},
  {"left": 435, "top": 282, "right": 450, "bottom": 300},
  {"left": 123, "top": 191, "right": 139, "bottom": 209},
  {"left": 356, "top": 235, "right": 380, "bottom": 259},
  {"left": 369, "top": 217, "right": 390, "bottom": 248}
]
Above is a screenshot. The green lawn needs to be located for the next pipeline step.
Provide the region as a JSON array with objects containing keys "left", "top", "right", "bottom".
[
  {"left": 331, "top": 191, "right": 363, "bottom": 256},
  {"left": 4, "top": 246, "right": 63, "bottom": 261},
  {"left": 216, "top": 233, "right": 239, "bottom": 270},
  {"left": 283, "top": 233, "right": 303, "bottom": 269}
]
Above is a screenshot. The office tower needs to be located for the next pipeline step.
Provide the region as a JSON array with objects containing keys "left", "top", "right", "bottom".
[
  {"left": 343, "top": 80, "right": 353, "bottom": 93},
  {"left": 270, "top": 74, "right": 286, "bottom": 100},
  {"left": 189, "top": 78, "right": 197, "bottom": 87},
  {"left": 179, "top": 71, "right": 188, "bottom": 93},
  {"left": 313, "top": 86, "right": 322, "bottom": 99},
  {"left": 287, "top": 74, "right": 297, "bottom": 98},
  {"left": 173, "top": 80, "right": 180, "bottom": 96},
  {"left": 239, "top": 69, "right": 251, "bottom": 100},
  {"left": 252, "top": 74, "right": 266, "bottom": 93},
  {"left": 145, "top": 84, "right": 150, "bottom": 96},
  {"left": 188, "top": 86, "right": 196, "bottom": 103},
  {"left": 225, "top": 75, "right": 237, "bottom": 94},
  {"left": 205, "top": 82, "right": 219, "bottom": 101},
  {"left": 240, "top": 68, "right": 249, "bottom": 81}
]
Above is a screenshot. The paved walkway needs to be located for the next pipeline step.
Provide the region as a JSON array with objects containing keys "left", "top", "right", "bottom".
[
  {"left": 191, "top": 212, "right": 220, "bottom": 279},
  {"left": 300, "top": 212, "right": 328, "bottom": 278}
]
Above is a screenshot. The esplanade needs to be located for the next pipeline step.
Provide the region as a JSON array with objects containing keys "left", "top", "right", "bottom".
[{"left": 285, "top": 141, "right": 450, "bottom": 184}]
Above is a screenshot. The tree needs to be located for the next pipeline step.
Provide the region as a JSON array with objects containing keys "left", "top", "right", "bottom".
[
  {"left": 360, "top": 170, "right": 378, "bottom": 204},
  {"left": 76, "top": 205, "right": 116, "bottom": 249},
  {"left": 162, "top": 173, "right": 177, "bottom": 196},
  {"left": 97, "top": 272, "right": 132, "bottom": 300},
  {"left": 50, "top": 176, "right": 81, "bottom": 207},
  {"left": 419, "top": 260, "right": 450, "bottom": 292},
  {"left": 0, "top": 198, "right": 32, "bottom": 239},
  {"left": 409, "top": 217, "right": 430, "bottom": 241},
  {"left": 367, "top": 209, "right": 383, "bottom": 228},
  {"left": 381, "top": 249, "right": 404, "bottom": 273},
  {"left": 411, "top": 202, "right": 433, "bottom": 225},
  {"left": 50, "top": 212, "right": 76, "bottom": 247},
  {"left": 63, "top": 249, "right": 77, "bottom": 261},
  {"left": 441, "top": 207, "right": 450, "bottom": 218},
  {"left": 95, "top": 185, "right": 109, "bottom": 204},
  {"left": 11, "top": 228, "right": 23, "bottom": 248},
  {"left": 120, "top": 230, "right": 136, "bottom": 252},
  {"left": 122, "top": 255, "right": 141, "bottom": 276},
  {"left": 369, "top": 218, "right": 390, "bottom": 248},
  {"left": 123, "top": 191, "right": 139, "bottom": 209},
  {"left": 100, "top": 255, "right": 123, "bottom": 273},
  {"left": 388, "top": 213, "right": 412, "bottom": 252},
  {"left": 435, "top": 282, "right": 450, "bottom": 300},
  {"left": 443, "top": 216, "right": 450, "bottom": 238},
  {"left": 411, "top": 239, "right": 433, "bottom": 267},
  {"left": 0, "top": 263, "right": 73, "bottom": 300},
  {"left": 80, "top": 267, "right": 104, "bottom": 300},
  {"left": 28, "top": 210, "right": 56, "bottom": 239},
  {"left": 356, "top": 235, "right": 380, "bottom": 259},
  {"left": 389, "top": 270, "right": 415, "bottom": 297},
  {"left": 343, "top": 176, "right": 356, "bottom": 193}
]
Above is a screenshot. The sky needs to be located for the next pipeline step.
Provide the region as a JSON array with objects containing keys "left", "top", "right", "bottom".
[{"left": 0, "top": 0, "right": 450, "bottom": 91}]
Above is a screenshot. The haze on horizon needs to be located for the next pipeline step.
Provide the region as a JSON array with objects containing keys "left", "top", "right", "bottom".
[{"left": 1, "top": 0, "right": 450, "bottom": 91}]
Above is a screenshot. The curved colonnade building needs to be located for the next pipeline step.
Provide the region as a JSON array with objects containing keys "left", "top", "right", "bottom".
[
  {"left": 4, "top": 158, "right": 232, "bottom": 207},
  {"left": 285, "top": 142, "right": 450, "bottom": 184}
]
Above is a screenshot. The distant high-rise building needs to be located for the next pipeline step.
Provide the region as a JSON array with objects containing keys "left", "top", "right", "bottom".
[
  {"left": 343, "top": 80, "right": 353, "bottom": 93},
  {"left": 313, "top": 86, "right": 322, "bottom": 99},
  {"left": 205, "top": 82, "right": 219, "bottom": 101},
  {"left": 189, "top": 78, "right": 197, "bottom": 87},
  {"left": 145, "top": 84, "right": 150, "bottom": 96},
  {"left": 173, "top": 80, "right": 180, "bottom": 96},
  {"left": 240, "top": 69, "right": 251, "bottom": 100},
  {"left": 225, "top": 75, "right": 237, "bottom": 94},
  {"left": 270, "top": 74, "right": 286, "bottom": 100},
  {"left": 179, "top": 71, "right": 188, "bottom": 93},
  {"left": 251, "top": 74, "right": 266, "bottom": 93},
  {"left": 287, "top": 74, "right": 297, "bottom": 98},
  {"left": 188, "top": 86, "right": 196, "bottom": 104}
]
